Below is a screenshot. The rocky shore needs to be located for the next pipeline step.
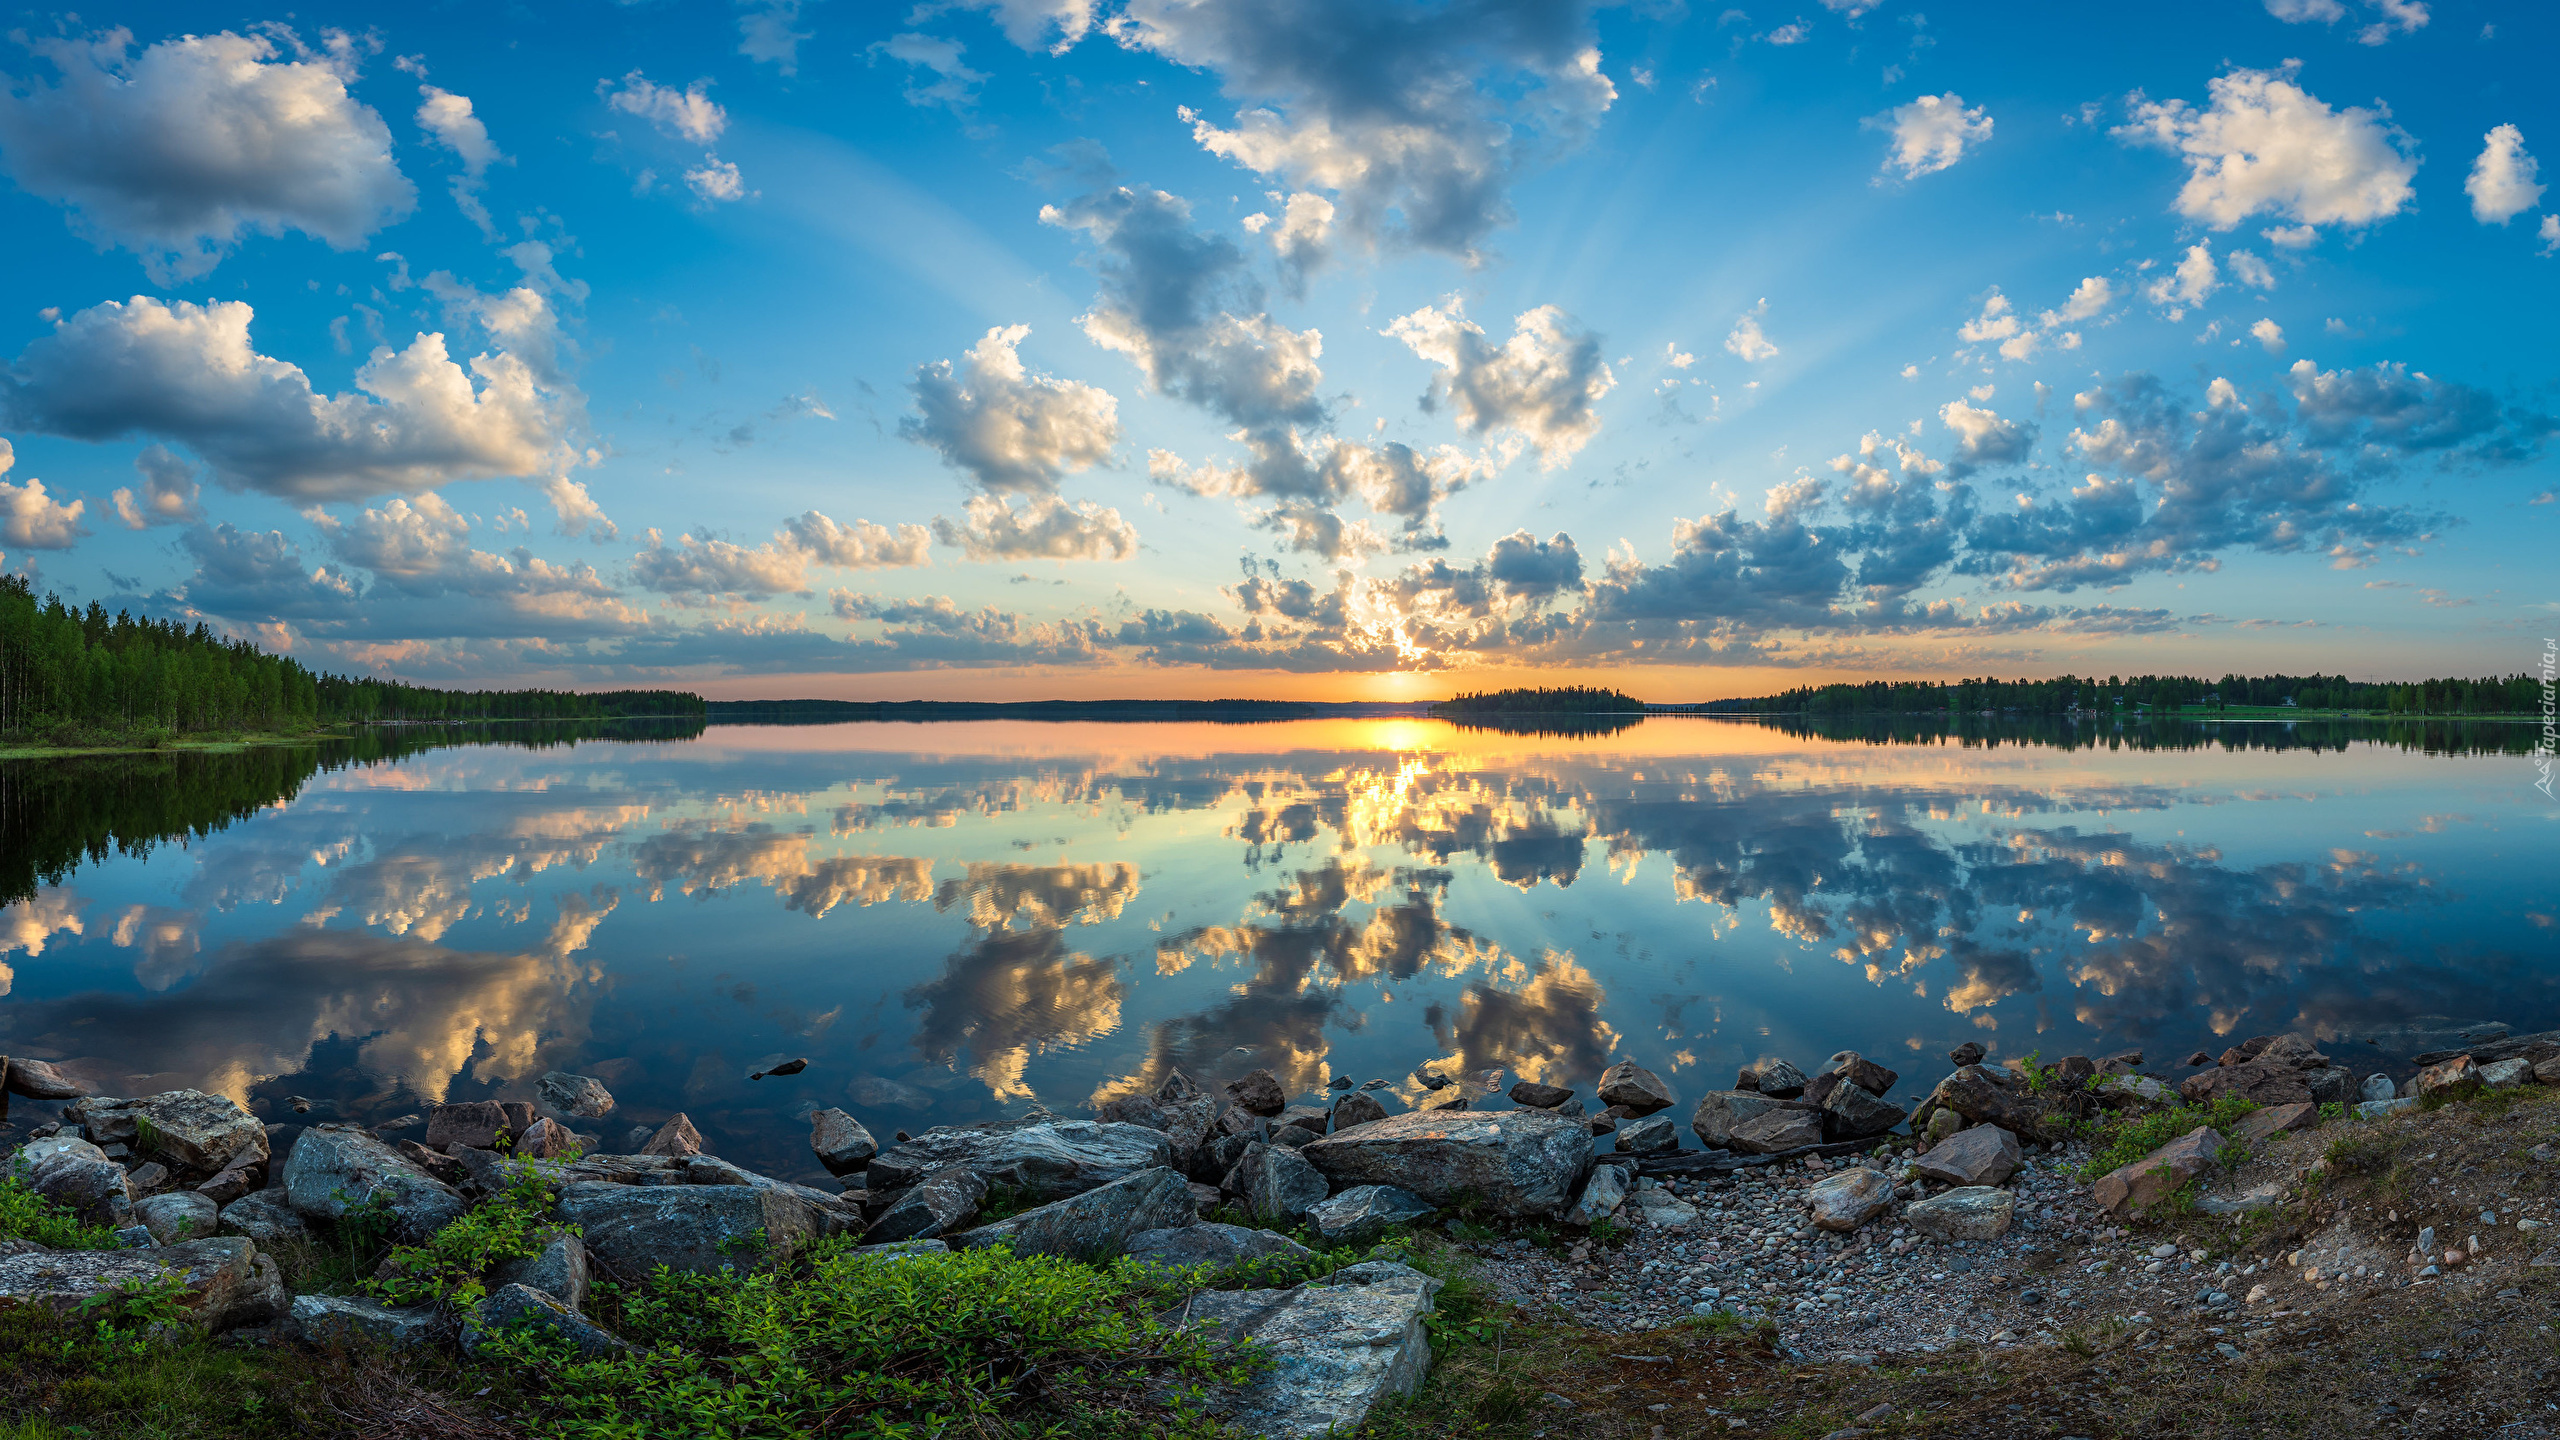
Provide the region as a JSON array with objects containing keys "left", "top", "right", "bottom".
[{"left": 3, "top": 1023, "right": 2557, "bottom": 1438}]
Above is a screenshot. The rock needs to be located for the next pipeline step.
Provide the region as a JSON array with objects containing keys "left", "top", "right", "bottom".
[
  {"left": 639, "top": 1114, "right": 704, "bottom": 1158},
  {"left": 2097, "top": 1074, "right": 2169, "bottom": 1104},
  {"left": 1924, "top": 1108, "right": 1962, "bottom": 1142},
  {"left": 2226, "top": 1033, "right": 2329, "bottom": 1070},
  {"left": 462, "top": 1284, "right": 631, "bottom": 1358},
  {"left": 953, "top": 1166, "right": 1196, "bottom": 1260},
  {"left": 125, "top": 1161, "right": 172, "bottom": 1196},
  {"left": 1909, "top": 1125, "right": 2021, "bottom": 1188},
  {"left": 217, "top": 1190, "right": 312, "bottom": 1245},
  {"left": 1948, "top": 1042, "right": 1985, "bottom": 1067},
  {"left": 1308, "top": 1184, "right": 1438, "bottom": 1244},
  {"left": 0, "top": 1236, "right": 284, "bottom": 1332},
  {"left": 2054, "top": 1056, "right": 2096, "bottom": 1087},
  {"left": 1802, "top": 1071, "right": 1845, "bottom": 1110},
  {"left": 2179, "top": 1058, "right": 2314, "bottom": 1108},
  {"left": 1904, "top": 1186, "right": 2016, "bottom": 1242},
  {"left": 809, "top": 1109, "right": 878, "bottom": 1176},
  {"left": 1413, "top": 1069, "right": 1449, "bottom": 1091},
  {"left": 513, "top": 1117, "right": 577, "bottom": 1160},
  {"left": 1922, "top": 1066, "right": 2060, "bottom": 1141},
  {"left": 395, "top": 1139, "right": 468, "bottom": 1184},
  {"left": 2359, "top": 1073, "right": 2396, "bottom": 1103},
  {"left": 1127, "top": 1222, "right": 1313, "bottom": 1271},
  {"left": 1803, "top": 1168, "right": 1896, "bottom": 1231},
  {"left": 1822, "top": 1082, "right": 1909, "bottom": 1139},
  {"left": 537, "top": 1071, "right": 616, "bottom": 1120},
  {"left": 865, "top": 1167, "right": 988, "bottom": 1244},
  {"left": 283, "top": 1124, "right": 469, "bottom": 1243},
  {"left": 1597, "top": 1062, "right": 1674, "bottom": 1115},
  {"left": 867, "top": 1121, "right": 1173, "bottom": 1201},
  {"left": 1270, "top": 1125, "right": 1323, "bottom": 1150},
  {"left": 490, "top": 1232, "right": 589, "bottom": 1310},
  {"left": 134, "top": 1191, "right": 220, "bottom": 1245},
  {"left": 2090, "top": 1126, "right": 2225, "bottom": 1217},
  {"left": 2355, "top": 1097, "right": 2416, "bottom": 1119},
  {"left": 1614, "top": 1114, "right": 1679, "bottom": 1154},
  {"left": 290, "top": 1294, "right": 446, "bottom": 1348},
  {"left": 1563, "top": 1165, "right": 1629, "bottom": 1227},
  {"left": 2479, "top": 1057, "right": 2534, "bottom": 1089},
  {"left": 23, "top": 1140, "right": 134, "bottom": 1227},
  {"left": 3, "top": 1057, "right": 87, "bottom": 1100},
  {"left": 554, "top": 1181, "right": 821, "bottom": 1275},
  {"left": 1509, "top": 1081, "right": 1574, "bottom": 1109},
  {"left": 2414, "top": 1055, "right": 2482, "bottom": 1099},
  {"left": 1226, "top": 1069, "right": 1288, "bottom": 1117},
  {"left": 2229, "top": 1102, "right": 2317, "bottom": 1147},
  {"left": 1690, "top": 1091, "right": 1817, "bottom": 1148},
  {"left": 424, "top": 1101, "right": 512, "bottom": 1152},
  {"left": 2537, "top": 1056, "right": 2560, "bottom": 1086},
  {"left": 194, "top": 1165, "right": 258, "bottom": 1207},
  {"left": 1216, "top": 1108, "right": 1269, "bottom": 1141},
  {"left": 1831, "top": 1056, "right": 1899, "bottom": 1097},
  {"left": 1330, "top": 1091, "right": 1389, "bottom": 1131},
  {"left": 2304, "top": 1067, "right": 2357, "bottom": 1106},
  {"left": 1178, "top": 1261, "right": 1441, "bottom": 1439},
  {"left": 1226, "top": 1143, "right": 1332, "bottom": 1224},
  {"left": 1728, "top": 1109, "right": 1826, "bottom": 1155},
  {"left": 749, "top": 1058, "right": 808, "bottom": 1080},
  {"left": 1275, "top": 1103, "right": 1330, "bottom": 1134},
  {"left": 1421, "top": 1094, "right": 1469, "bottom": 1113},
  {"left": 1302, "top": 1109, "right": 1588, "bottom": 1217},
  {"left": 65, "top": 1091, "right": 267, "bottom": 1181},
  {"left": 1750, "top": 1060, "right": 1809, "bottom": 1099}
]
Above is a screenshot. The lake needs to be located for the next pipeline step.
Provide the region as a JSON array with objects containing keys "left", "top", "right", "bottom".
[{"left": 2, "top": 714, "right": 2551, "bottom": 1185}]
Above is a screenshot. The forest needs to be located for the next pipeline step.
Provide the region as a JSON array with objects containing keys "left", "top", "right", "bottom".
[
  {"left": 0, "top": 577, "right": 703, "bottom": 743},
  {"left": 1430, "top": 686, "right": 1642, "bottom": 716},
  {"left": 1682, "top": 671, "right": 2546, "bottom": 717}
]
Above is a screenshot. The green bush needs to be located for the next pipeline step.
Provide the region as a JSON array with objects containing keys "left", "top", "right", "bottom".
[
  {"left": 366, "top": 1158, "right": 574, "bottom": 1309},
  {"left": 2073, "top": 1095, "right": 2262, "bottom": 1179},
  {"left": 0, "top": 1169, "right": 126, "bottom": 1251}
]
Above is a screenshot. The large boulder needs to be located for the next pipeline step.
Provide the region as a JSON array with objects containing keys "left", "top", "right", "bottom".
[
  {"left": 1821, "top": 1083, "right": 1908, "bottom": 1139},
  {"left": 866, "top": 1121, "right": 1172, "bottom": 1201},
  {"left": 1910, "top": 1125, "right": 2022, "bottom": 1188},
  {"left": 424, "top": 1101, "right": 512, "bottom": 1152},
  {"left": 1918, "top": 1066, "right": 2063, "bottom": 1141},
  {"left": 1803, "top": 1168, "right": 1896, "bottom": 1232},
  {"left": 1596, "top": 1062, "right": 1674, "bottom": 1115},
  {"left": 865, "top": 1167, "right": 988, "bottom": 1244},
  {"left": 1905, "top": 1187, "right": 2014, "bottom": 1242},
  {"left": 134, "top": 1191, "right": 220, "bottom": 1245},
  {"left": 1225, "top": 1143, "right": 1331, "bottom": 1224},
  {"left": 554, "top": 1181, "right": 820, "bottom": 1275},
  {"left": 0, "top": 1236, "right": 285, "bottom": 1332},
  {"left": 18, "top": 1138, "right": 134, "bottom": 1228},
  {"left": 490, "top": 1232, "right": 590, "bottom": 1311},
  {"left": 1728, "top": 1109, "right": 1825, "bottom": 1155},
  {"left": 1306, "top": 1185, "right": 1437, "bottom": 1245},
  {"left": 1509, "top": 1081, "right": 1574, "bottom": 1109},
  {"left": 2, "top": 1057, "right": 89, "bottom": 1100},
  {"left": 1178, "top": 1261, "right": 1441, "bottom": 1439},
  {"left": 1126, "top": 1222, "right": 1311, "bottom": 1272},
  {"left": 953, "top": 1165, "right": 1196, "bottom": 1260},
  {"left": 284, "top": 1125, "right": 468, "bottom": 1243},
  {"left": 2090, "top": 1126, "right": 2225, "bottom": 1217},
  {"left": 64, "top": 1091, "right": 266, "bottom": 1180},
  {"left": 1689, "top": 1091, "right": 1817, "bottom": 1148},
  {"left": 537, "top": 1072, "right": 616, "bottom": 1121},
  {"left": 2179, "top": 1059, "right": 2314, "bottom": 1108},
  {"left": 809, "top": 1109, "right": 878, "bottom": 1176},
  {"left": 461, "top": 1283, "right": 631, "bottom": 1358},
  {"left": 1562, "top": 1165, "right": 1629, "bottom": 1228},
  {"left": 290, "top": 1294, "right": 446, "bottom": 1348},
  {"left": 1302, "top": 1109, "right": 1589, "bottom": 1218},
  {"left": 217, "top": 1189, "right": 313, "bottom": 1246},
  {"left": 1225, "top": 1069, "right": 1288, "bottom": 1117}
]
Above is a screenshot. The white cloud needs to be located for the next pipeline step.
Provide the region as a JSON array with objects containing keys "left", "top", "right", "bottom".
[
  {"left": 901, "top": 325, "right": 1121, "bottom": 495},
  {"left": 778, "top": 512, "right": 933, "bottom": 569},
  {"left": 2041, "top": 276, "right": 2116, "bottom": 326},
  {"left": 1242, "top": 191, "right": 1336, "bottom": 290},
  {"left": 683, "top": 159, "right": 750, "bottom": 204},
  {"left": 2263, "top": 0, "right": 2345, "bottom": 20},
  {"left": 2541, "top": 215, "right": 2560, "bottom": 257},
  {"left": 872, "top": 33, "right": 988, "bottom": 112},
  {"left": 1253, "top": 503, "right": 1386, "bottom": 562},
  {"left": 2117, "top": 66, "right": 2418, "bottom": 230},
  {"left": 935, "top": 0, "right": 1097, "bottom": 54},
  {"left": 0, "top": 443, "right": 87, "bottom": 550},
  {"left": 1723, "top": 298, "right": 1780, "bottom": 363},
  {"left": 0, "top": 28, "right": 415, "bottom": 281},
  {"left": 1386, "top": 298, "right": 1616, "bottom": 467},
  {"left": 603, "top": 72, "right": 726, "bottom": 144},
  {"left": 2356, "top": 0, "right": 2428, "bottom": 44},
  {"left": 416, "top": 87, "right": 507, "bottom": 237},
  {"left": 2262, "top": 223, "right": 2319, "bottom": 249},
  {"left": 631, "top": 528, "right": 810, "bottom": 601},
  {"left": 110, "top": 443, "right": 203, "bottom": 528},
  {"left": 2227, "top": 248, "right": 2276, "bottom": 290},
  {"left": 2251, "top": 318, "right": 2287, "bottom": 355},
  {"left": 2144, "top": 242, "right": 2221, "bottom": 313},
  {"left": 0, "top": 296, "right": 576, "bottom": 504},
  {"left": 1665, "top": 343, "right": 1696, "bottom": 369},
  {"left": 1870, "top": 93, "right": 1994, "bottom": 179},
  {"left": 932, "top": 493, "right": 1138, "bottom": 562},
  {"left": 2466, "top": 124, "right": 2544, "bottom": 225},
  {"left": 1938, "top": 399, "right": 2035, "bottom": 470},
  {"left": 1959, "top": 291, "right": 2021, "bottom": 344},
  {"left": 736, "top": 0, "right": 815, "bottom": 72}
]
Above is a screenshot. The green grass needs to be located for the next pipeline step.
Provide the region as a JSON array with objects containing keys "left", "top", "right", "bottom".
[
  {"left": 2072, "top": 1095, "right": 2262, "bottom": 1179},
  {"left": 0, "top": 1172, "right": 126, "bottom": 1252},
  {"left": 367, "top": 1156, "right": 577, "bottom": 1309}
]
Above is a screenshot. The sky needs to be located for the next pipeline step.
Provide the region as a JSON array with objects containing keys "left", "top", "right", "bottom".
[{"left": 0, "top": 0, "right": 2553, "bottom": 702}]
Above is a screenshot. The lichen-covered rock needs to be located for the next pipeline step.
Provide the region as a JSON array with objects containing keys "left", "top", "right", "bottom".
[
  {"left": 1125, "top": 1222, "right": 1311, "bottom": 1271},
  {"left": 1689, "top": 1091, "right": 1816, "bottom": 1149},
  {"left": 1803, "top": 1167, "right": 1896, "bottom": 1232},
  {"left": 0, "top": 1236, "right": 285, "bottom": 1331},
  {"left": 866, "top": 1120, "right": 1172, "bottom": 1201},
  {"left": 462, "top": 1283, "right": 632, "bottom": 1358},
  {"left": 18, "top": 1138, "right": 134, "bottom": 1228},
  {"left": 490, "top": 1232, "right": 589, "bottom": 1310},
  {"left": 1727, "top": 1109, "right": 1825, "bottom": 1154},
  {"left": 290, "top": 1293, "right": 448, "bottom": 1348},
  {"left": 2413, "top": 1055, "right": 2482, "bottom": 1100},
  {"left": 1904, "top": 1185, "right": 2015, "bottom": 1241},
  {"left": 865, "top": 1167, "right": 987, "bottom": 1244},
  {"left": 2089, "top": 1125, "right": 2225, "bottom": 1217},
  {"left": 1909, "top": 1124, "right": 2021, "bottom": 1188},
  {"left": 217, "top": 1189, "right": 312, "bottom": 1245},
  {"left": 1177, "top": 1261, "right": 1442, "bottom": 1439},
  {"left": 1302, "top": 1109, "right": 1588, "bottom": 1217},
  {"left": 809, "top": 1109, "right": 878, "bottom": 1176},
  {"left": 537, "top": 1071, "right": 616, "bottom": 1120},
  {"left": 952, "top": 1165, "right": 1196, "bottom": 1260},
  {"left": 134, "top": 1191, "right": 220, "bottom": 1244},
  {"left": 1562, "top": 1165, "right": 1629, "bottom": 1228},
  {"left": 284, "top": 1124, "right": 468, "bottom": 1243},
  {"left": 2178, "top": 1058, "right": 2314, "bottom": 1109},
  {"left": 1306, "top": 1184, "right": 1437, "bottom": 1244},
  {"left": 65, "top": 1091, "right": 266, "bottom": 1179},
  {"left": 554, "top": 1181, "right": 819, "bottom": 1275},
  {"left": 1225, "top": 1143, "right": 1331, "bottom": 1224},
  {"left": 1596, "top": 1061, "right": 1674, "bottom": 1115},
  {"left": 1613, "top": 1115, "right": 1679, "bottom": 1154}
]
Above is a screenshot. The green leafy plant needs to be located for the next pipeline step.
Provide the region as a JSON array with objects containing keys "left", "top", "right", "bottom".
[
  {"left": 0, "top": 1168, "right": 127, "bottom": 1251},
  {"left": 79, "top": 1273, "right": 195, "bottom": 1334},
  {"left": 366, "top": 1159, "right": 575, "bottom": 1309},
  {"left": 2074, "top": 1095, "right": 2263, "bottom": 1179}
]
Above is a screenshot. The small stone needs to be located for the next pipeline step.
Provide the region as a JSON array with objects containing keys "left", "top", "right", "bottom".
[
  {"left": 867, "top": 1167, "right": 988, "bottom": 1243},
  {"left": 193, "top": 1166, "right": 257, "bottom": 1207},
  {"left": 1597, "top": 1061, "right": 1675, "bottom": 1115},
  {"left": 1328, "top": 1075, "right": 1352, "bottom": 1090},
  {"left": 1803, "top": 1168, "right": 1895, "bottom": 1231},
  {"left": 1509, "top": 1081, "right": 1575, "bottom": 1109},
  {"left": 1947, "top": 1042, "right": 1985, "bottom": 1067},
  {"left": 1226, "top": 1069, "right": 1287, "bottom": 1117},
  {"left": 1909, "top": 1125, "right": 2020, "bottom": 1188},
  {"left": 1614, "top": 1115, "right": 1679, "bottom": 1154},
  {"left": 809, "top": 1109, "right": 879, "bottom": 1175},
  {"left": 1904, "top": 1186, "right": 2015, "bottom": 1242},
  {"left": 640, "top": 1114, "right": 703, "bottom": 1158},
  {"left": 1413, "top": 1069, "right": 1449, "bottom": 1091},
  {"left": 1752, "top": 1059, "right": 1809, "bottom": 1099}
]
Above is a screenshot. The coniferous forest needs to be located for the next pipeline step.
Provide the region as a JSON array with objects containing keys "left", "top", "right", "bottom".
[
  {"left": 0, "top": 576, "right": 703, "bottom": 744},
  {"left": 1681, "top": 671, "right": 2545, "bottom": 717}
]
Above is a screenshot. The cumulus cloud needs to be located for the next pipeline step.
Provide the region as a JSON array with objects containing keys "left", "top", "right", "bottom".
[
  {"left": 2143, "top": 242, "right": 2221, "bottom": 315},
  {"left": 1485, "top": 530, "right": 1584, "bottom": 605},
  {"left": 933, "top": 0, "right": 1097, "bottom": 54},
  {"left": 871, "top": 33, "right": 988, "bottom": 112},
  {"left": 1870, "top": 92, "right": 1993, "bottom": 179},
  {"left": 632, "top": 508, "right": 935, "bottom": 600},
  {"left": 179, "top": 522, "right": 361, "bottom": 617},
  {"left": 1252, "top": 503, "right": 1386, "bottom": 562},
  {"left": 2251, "top": 318, "right": 2288, "bottom": 355},
  {"left": 1724, "top": 298, "right": 1779, "bottom": 363},
  {"left": 2542, "top": 215, "right": 2560, "bottom": 257},
  {"left": 416, "top": 86, "right": 507, "bottom": 236},
  {"left": 0, "top": 296, "right": 576, "bottom": 504},
  {"left": 1242, "top": 191, "right": 1336, "bottom": 292},
  {"left": 321, "top": 493, "right": 624, "bottom": 612},
  {"left": 1315, "top": 439, "right": 1482, "bottom": 536},
  {"left": 736, "top": 0, "right": 815, "bottom": 72},
  {"left": 901, "top": 325, "right": 1121, "bottom": 494},
  {"left": 0, "top": 443, "right": 87, "bottom": 550},
  {"left": 603, "top": 72, "right": 725, "bottom": 143},
  {"left": 778, "top": 511, "right": 933, "bottom": 569},
  {"left": 931, "top": 493, "right": 1139, "bottom": 562},
  {"left": 1110, "top": 0, "right": 1615, "bottom": 260},
  {"left": 2263, "top": 0, "right": 2347, "bottom": 22},
  {"left": 2117, "top": 65, "right": 2418, "bottom": 231},
  {"left": 0, "top": 28, "right": 415, "bottom": 280},
  {"left": 1939, "top": 399, "right": 2036, "bottom": 473},
  {"left": 111, "top": 443, "right": 203, "bottom": 529},
  {"left": 2466, "top": 124, "right": 2544, "bottom": 225},
  {"left": 1386, "top": 298, "right": 1615, "bottom": 467}
]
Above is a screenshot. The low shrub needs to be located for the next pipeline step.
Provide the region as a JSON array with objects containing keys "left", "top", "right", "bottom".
[
  {"left": 0, "top": 1170, "right": 127, "bottom": 1252},
  {"left": 367, "top": 1158, "right": 575, "bottom": 1310},
  {"left": 2074, "top": 1095, "right": 2262, "bottom": 1180}
]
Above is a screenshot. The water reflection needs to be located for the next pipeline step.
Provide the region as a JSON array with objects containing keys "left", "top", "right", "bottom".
[{"left": 1, "top": 715, "right": 2549, "bottom": 1182}]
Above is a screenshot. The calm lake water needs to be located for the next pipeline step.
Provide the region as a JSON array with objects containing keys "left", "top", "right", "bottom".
[{"left": 3, "top": 716, "right": 2552, "bottom": 1184}]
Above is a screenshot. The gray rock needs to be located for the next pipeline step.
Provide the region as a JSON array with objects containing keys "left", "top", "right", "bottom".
[
  {"left": 953, "top": 1165, "right": 1196, "bottom": 1260},
  {"left": 1910, "top": 1125, "right": 2022, "bottom": 1188},
  {"left": 1125, "top": 1222, "right": 1312, "bottom": 1272},
  {"left": 1821, "top": 1082, "right": 1909, "bottom": 1139},
  {"left": 2356, "top": 1096, "right": 2417, "bottom": 1118},
  {"left": 1509, "top": 1081, "right": 1574, "bottom": 1109},
  {"left": 490, "top": 1232, "right": 589, "bottom": 1310},
  {"left": 3, "top": 1057, "right": 89, "bottom": 1100},
  {"left": 1904, "top": 1186, "right": 2016, "bottom": 1242},
  {"left": 1752, "top": 1060, "right": 1809, "bottom": 1099},
  {"left": 855, "top": 1238, "right": 951, "bottom": 1260},
  {"left": 866, "top": 1167, "right": 988, "bottom": 1244},
  {"left": 2480, "top": 1057, "right": 2535, "bottom": 1089},
  {"left": 1330, "top": 1091, "right": 1389, "bottom": 1132},
  {"left": 554, "top": 1181, "right": 820, "bottom": 1275},
  {"left": 1613, "top": 1115, "right": 1679, "bottom": 1154},
  {"left": 2360, "top": 1073, "right": 2396, "bottom": 1103},
  {"left": 1226, "top": 1069, "right": 1287, "bottom": 1117},
  {"left": 1563, "top": 1165, "right": 1629, "bottom": 1228},
  {"left": 1948, "top": 1041, "right": 1986, "bottom": 1067},
  {"left": 217, "top": 1189, "right": 312, "bottom": 1245},
  {"left": 1306, "top": 1185, "right": 1437, "bottom": 1244},
  {"left": 2305, "top": 1066, "right": 2359, "bottom": 1106},
  {"left": 1227, "top": 1143, "right": 1331, "bottom": 1224},
  {"left": 639, "top": 1114, "right": 703, "bottom": 1158},
  {"left": 1597, "top": 1061, "right": 1674, "bottom": 1115},
  {"left": 1803, "top": 1168, "right": 1896, "bottom": 1231},
  {"left": 1302, "top": 1109, "right": 1588, "bottom": 1217},
  {"left": 0, "top": 1236, "right": 284, "bottom": 1331},
  {"left": 1178, "top": 1261, "right": 1442, "bottom": 1439},
  {"left": 21, "top": 1139, "right": 134, "bottom": 1228},
  {"left": 1728, "top": 1109, "right": 1825, "bottom": 1154},
  {"left": 1270, "top": 1124, "right": 1324, "bottom": 1150},
  {"left": 462, "top": 1283, "right": 631, "bottom": 1358},
  {"left": 2097, "top": 1074, "right": 2169, "bottom": 1104},
  {"left": 1689, "top": 1090, "right": 1815, "bottom": 1148},
  {"left": 424, "top": 1101, "right": 511, "bottom": 1151},
  {"left": 537, "top": 1071, "right": 617, "bottom": 1120},
  {"left": 1276, "top": 1103, "right": 1331, "bottom": 1134},
  {"left": 134, "top": 1191, "right": 219, "bottom": 1245},
  {"left": 866, "top": 1120, "right": 1172, "bottom": 1200},
  {"left": 290, "top": 1293, "right": 448, "bottom": 1348},
  {"left": 809, "top": 1109, "right": 878, "bottom": 1176},
  {"left": 65, "top": 1090, "right": 267, "bottom": 1181},
  {"left": 283, "top": 1125, "right": 468, "bottom": 1243}
]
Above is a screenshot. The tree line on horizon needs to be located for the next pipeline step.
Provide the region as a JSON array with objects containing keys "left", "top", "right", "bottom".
[
  {"left": 1685, "top": 671, "right": 2545, "bottom": 717},
  {"left": 0, "top": 576, "right": 704, "bottom": 743},
  {"left": 1429, "top": 686, "right": 1642, "bottom": 716}
]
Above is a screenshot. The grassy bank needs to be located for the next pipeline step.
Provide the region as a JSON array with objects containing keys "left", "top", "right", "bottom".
[{"left": 0, "top": 727, "right": 361, "bottom": 762}]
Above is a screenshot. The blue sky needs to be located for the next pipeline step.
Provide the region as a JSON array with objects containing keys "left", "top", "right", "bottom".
[{"left": 0, "top": 0, "right": 2552, "bottom": 699}]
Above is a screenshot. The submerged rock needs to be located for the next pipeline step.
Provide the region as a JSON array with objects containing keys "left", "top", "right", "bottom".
[
  {"left": 952, "top": 1165, "right": 1196, "bottom": 1260},
  {"left": 2, "top": 1057, "right": 89, "bottom": 1101},
  {"left": 1302, "top": 1109, "right": 1588, "bottom": 1217},
  {"left": 1177, "top": 1261, "right": 1443, "bottom": 1439}
]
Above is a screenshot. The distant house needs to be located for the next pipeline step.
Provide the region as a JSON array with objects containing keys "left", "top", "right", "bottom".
[{"left": 2281, "top": 696, "right": 2297, "bottom": 708}]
